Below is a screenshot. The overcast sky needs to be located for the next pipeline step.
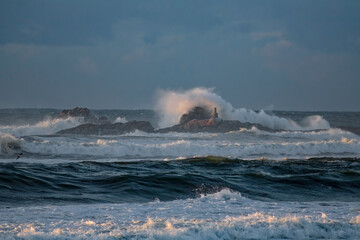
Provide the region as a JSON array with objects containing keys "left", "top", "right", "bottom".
[{"left": 0, "top": 0, "right": 359, "bottom": 110}]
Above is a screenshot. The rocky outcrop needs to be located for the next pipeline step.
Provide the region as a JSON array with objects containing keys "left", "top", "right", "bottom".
[
  {"left": 57, "top": 107, "right": 98, "bottom": 123},
  {"left": 57, "top": 121, "right": 154, "bottom": 135},
  {"left": 157, "top": 118, "right": 269, "bottom": 133},
  {"left": 179, "top": 106, "right": 212, "bottom": 124},
  {"left": 157, "top": 106, "right": 272, "bottom": 133},
  {"left": 57, "top": 107, "right": 112, "bottom": 125},
  {"left": 98, "top": 116, "right": 110, "bottom": 125},
  {"left": 55, "top": 106, "right": 272, "bottom": 135}
]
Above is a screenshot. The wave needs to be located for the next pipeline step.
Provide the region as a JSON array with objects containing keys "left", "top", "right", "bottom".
[
  {"left": 15, "top": 133, "right": 359, "bottom": 160},
  {"left": 0, "top": 133, "right": 20, "bottom": 154},
  {"left": 0, "top": 117, "right": 83, "bottom": 137},
  {"left": 155, "top": 87, "right": 330, "bottom": 130},
  {"left": 1, "top": 124, "right": 359, "bottom": 161},
  {"left": 233, "top": 127, "right": 359, "bottom": 140},
  {"left": 1, "top": 189, "right": 359, "bottom": 239},
  {"left": 2, "top": 157, "right": 359, "bottom": 206},
  {"left": 113, "top": 117, "right": 127, "bottom": 123},
  {"left": 3, "top": 212, "right": 360, "bottom": 240}
]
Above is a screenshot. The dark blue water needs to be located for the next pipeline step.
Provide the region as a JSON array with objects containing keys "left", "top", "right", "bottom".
[{"left": 1, "top": 157, "right": 359, "bottom": 207}]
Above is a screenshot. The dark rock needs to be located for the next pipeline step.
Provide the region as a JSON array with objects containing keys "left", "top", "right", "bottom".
[
  {"left": 157, "top": 106, "right": 273, "bottom": 133},
  {"left": 98, "top": 116, "right": 110, "bottom": 125},
  {"left": 179, "top": 106, "right": 212, "bottom": 124},
  {"left": 56, "top": 106, "right": 272, "bottom": 135},
  {"left": 57, "top": 107, "right": 97, "bottom": 123},
  {"left": 57, "top": 121, "right": 154, "bottom": 135},
  {"left": 157, "top": 118, "right": 270, "bottom": 133}
]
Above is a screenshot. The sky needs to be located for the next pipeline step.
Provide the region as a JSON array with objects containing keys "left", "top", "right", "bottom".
[{"left": 0, "top": 0, "right": 359, "bottom": 111}]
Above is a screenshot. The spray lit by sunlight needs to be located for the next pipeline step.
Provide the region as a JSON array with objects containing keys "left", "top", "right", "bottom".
[{"left": 155, "top": 87, "right": 330, "bottom": 130}]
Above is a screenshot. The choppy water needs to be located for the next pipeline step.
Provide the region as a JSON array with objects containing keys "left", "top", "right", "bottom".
[{"left": 0, "top": 109, "right": 359, "bottom": 239}]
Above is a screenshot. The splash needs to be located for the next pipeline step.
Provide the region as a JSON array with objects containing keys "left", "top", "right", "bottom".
[
  {"left": 0, "top": 117, "right": 83, "bottom": 137},
  {"left": 155, "top": 87, "right": 330, "bottom": 130},
  {"left": 113, "top": 117, "right": 128, "bottom": 123},
  {"left": 0, "top": 133, "right": 19, "bottom": 154}
]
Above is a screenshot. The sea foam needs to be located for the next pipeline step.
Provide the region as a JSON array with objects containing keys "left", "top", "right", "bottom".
[
  {"left": 1, "top": 189, "right": 359, "bottom": 239},
  {"left": 0, "top": 117, "right": 83, "bottom": 137},
  {"left": 15, "top": 129, "right": 360, "bottom": 160}
]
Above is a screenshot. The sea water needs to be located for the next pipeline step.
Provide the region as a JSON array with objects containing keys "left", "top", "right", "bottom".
[{"left": 0, "top": 108, "right": 359, "bottom": 239}]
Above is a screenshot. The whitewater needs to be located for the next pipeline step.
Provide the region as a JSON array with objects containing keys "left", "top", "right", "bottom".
[{"left": 0, "top": 89, "right": 360, "bottom": 239}]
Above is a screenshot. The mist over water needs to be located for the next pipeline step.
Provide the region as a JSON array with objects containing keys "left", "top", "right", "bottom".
[{"left": 155, "top": 87, "right": 330, "bottom": 130}]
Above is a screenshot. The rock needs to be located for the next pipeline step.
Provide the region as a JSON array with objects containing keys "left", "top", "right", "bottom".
[
  {"left": 57, "top": 121, "right": 154, "bottom": 135},
  {"left": 157, "top": 118, "right": 267, "bottom": 133},
  {"left": 56, "top": 106, "right": 273, "bottom": 135},
  {"left": 57, "top": 107, "right": 97, "bottom": 123},
  {"left": 179, "top": 106, "right": 212, "bottom": 124},
  {"left": 157, "top": 106, "right": 272, "bottom": 133},
  {"left": 98, "top": 116, "right": 110, "bottom": 125},
  {"left": 211, "top": 107, "right": 219, "bottom": 118}
]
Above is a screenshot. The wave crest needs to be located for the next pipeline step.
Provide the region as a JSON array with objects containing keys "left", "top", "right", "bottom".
[
  {"left": 0, "top": 133, "right": 19, "bottom": 154},
  {"left": 155, "top": 87, "right": 330, "bottom": 130},
  {"left": 0, "top": 117, "right": 83, "bottom": 137}
]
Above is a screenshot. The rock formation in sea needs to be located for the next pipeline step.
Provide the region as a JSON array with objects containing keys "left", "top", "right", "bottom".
[
  {"left": 57, "top": 107, "right": 97, "bottom": 122},
  {"left": 57, "top": 121, "right": 154, "bottom": 135},
  {"left": 57, "top": 107, "right": 110, "bottom": 125},
  {"left": 157, "top": 106, "right": 271, "bottom": 133},
  {"left": 56, "top": 106, "right": 272, "bottom": 135}
]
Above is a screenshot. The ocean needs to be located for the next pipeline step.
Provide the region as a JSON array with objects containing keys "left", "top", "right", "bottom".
[{"left": 0, "top": 108, "right": 359, "bottom": 239}]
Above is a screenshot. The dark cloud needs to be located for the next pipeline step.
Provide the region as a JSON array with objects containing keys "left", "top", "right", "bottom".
[
  {"left": 0, "top": 1, "right": 359, "bottom": 110},
  {"left": 2, "top": 1, "right": 360, "bottom": 52},
  {"left": 0, "top": 0, "right": 223, "bottom": 45},
  {"left": 260, "top": 0, "right": 360, "bottom": 53},
  {"left": 0, "top": 0, "right": 125, "bottom": 45}
]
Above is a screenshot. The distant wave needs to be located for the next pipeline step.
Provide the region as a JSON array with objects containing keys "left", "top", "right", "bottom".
[{"left": 0, "top": 117, "right": 83, "bottom": 137}]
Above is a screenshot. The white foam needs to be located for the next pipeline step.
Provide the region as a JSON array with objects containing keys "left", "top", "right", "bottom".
[
  {"left": 231, "top": 127, "right": 359, "bottom": 141},
  {"left": 0, "top": 190, "right": 359, "bottom": 239},
  {"left": 199, "top": 188, "right": 247, "bottom": 201},
  {"left": 0, "top": 117, "right": 83, "bottom": 137},
  {"left": 113, "top": 117, "right": 127, "bottom": 123},
  {"left": 0, "top": 133, "right": 19, "bottom": 154},
  {"left": 155, "top": 87, "right": 330, "bottom": 130},
  {"left": 16, "top": 131, "right": 360, "bottom": 160}
]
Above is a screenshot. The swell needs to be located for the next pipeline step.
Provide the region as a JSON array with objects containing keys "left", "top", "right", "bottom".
[
  {"left": 2, "top": 128, "right": 359, "bottom": 160},
  {"left": 1, "top": 157, "right": 359, "bottom": 206}
]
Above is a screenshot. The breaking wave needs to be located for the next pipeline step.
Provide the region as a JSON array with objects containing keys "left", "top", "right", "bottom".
[
  {"left": 155, "top": 87, "right": 330, "bottom": 130},
  {"left": 12, "top": 128, "right": 359, "bottom": 160},
  {"left": 113, "top": 117, "right": 127, "bottom": 123},
  {"left": 0, "top": 133, "right": 19, "bottom": 154},
  {"left": 1, "top": 188, "right": 359, "bottom": 239},
  {"left": 0, "top": 117, "right": 83, "bottom": 137}
]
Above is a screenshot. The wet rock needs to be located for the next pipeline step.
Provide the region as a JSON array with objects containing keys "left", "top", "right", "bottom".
[
  {"left": 157, "top": 118, "right": 266, "bottom": 133},
  {"left": 56, "top": 106, "right": 272, "bottom": 135},
  {"left": 157, "top": 106, "right": 272, "bottom": 133},
  {"left": 57, "top": 107, "right": 97, "bottom": 123},
  {"left": 98, "top": 116, "right": 110, "bottom": 125},
  {"left": 57, "top": 121, "right": 154, "bottom": 135},
  {"left": 179, "top": 106, "right": 212, "bottom": 124}
]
